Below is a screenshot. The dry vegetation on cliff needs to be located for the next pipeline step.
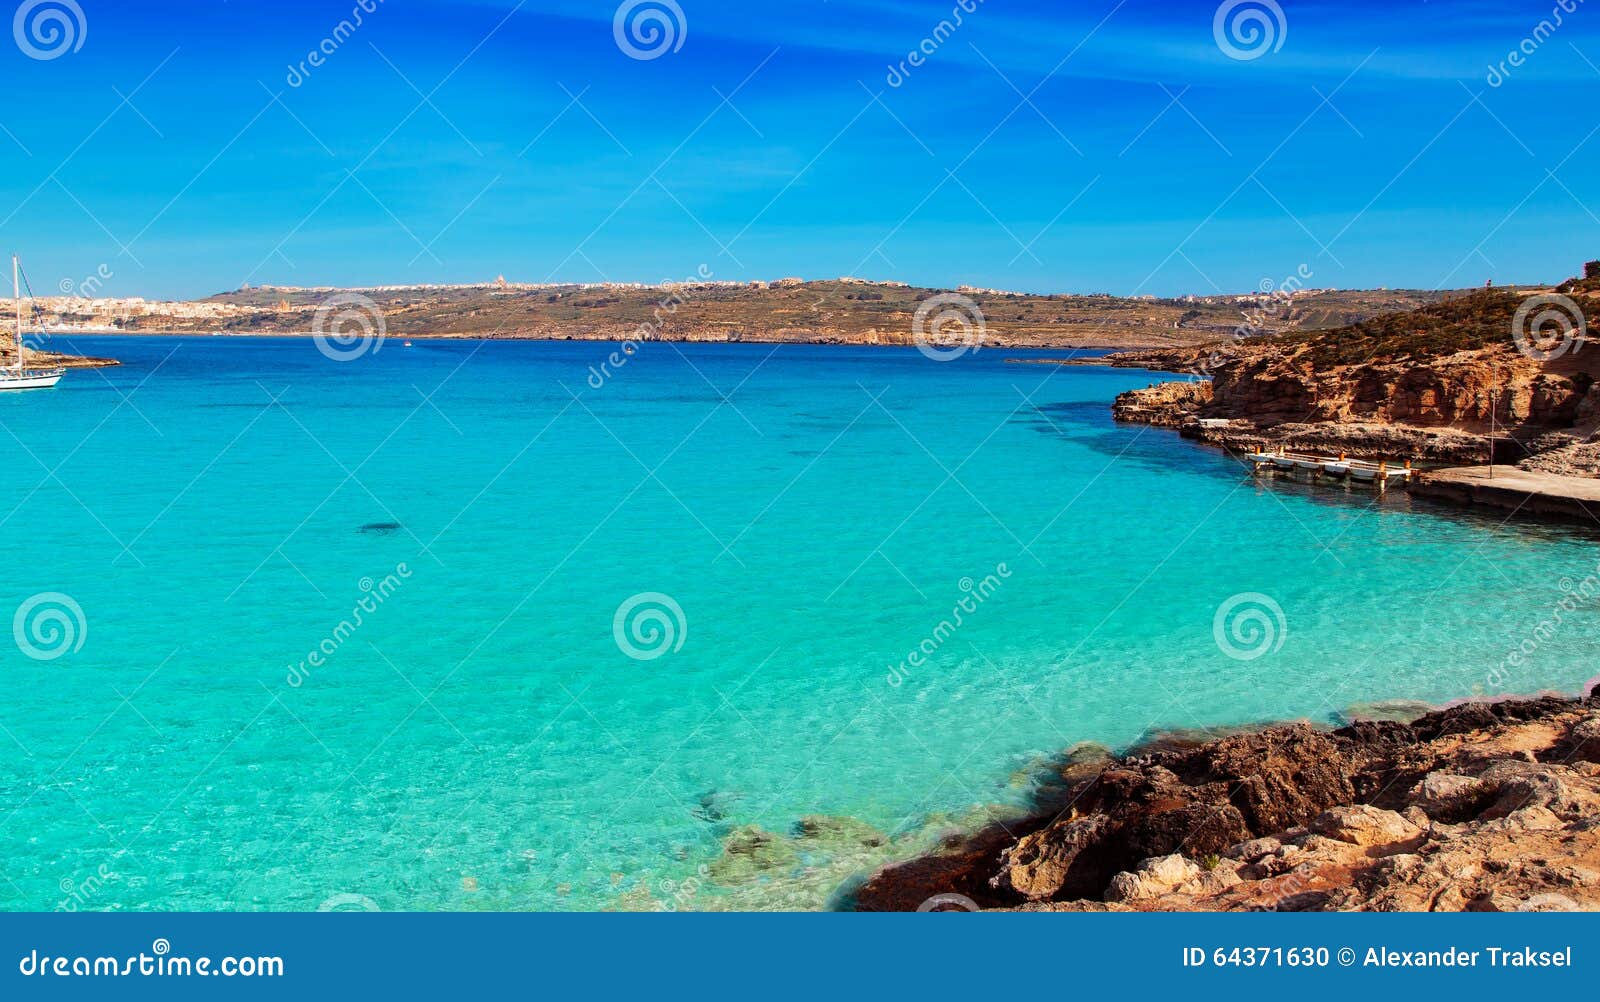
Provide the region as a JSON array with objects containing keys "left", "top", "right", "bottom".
[
  {"left": 1103, "top": 269, "right": 1600, "bottom": 473},
  {"left": 1275, "top": 289, "right": 1531, "bottom": 367}
]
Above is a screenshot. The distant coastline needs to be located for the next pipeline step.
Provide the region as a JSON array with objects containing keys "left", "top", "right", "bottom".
[{"left": 21, "top": 279, "right": 1471, "bottom": 355}]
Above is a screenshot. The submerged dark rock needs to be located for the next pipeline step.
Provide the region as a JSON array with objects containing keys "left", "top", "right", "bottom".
[
  {"left": 358, "top": 521, "right": 403, "bottom": 535},
  {"left": 691, "top": 789, "right": 743, "bottom": 825}
]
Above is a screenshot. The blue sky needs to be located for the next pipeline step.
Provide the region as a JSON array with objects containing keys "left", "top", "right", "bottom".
[{"left": 1, "top": 0, "right": 1598, "bottom": 299}]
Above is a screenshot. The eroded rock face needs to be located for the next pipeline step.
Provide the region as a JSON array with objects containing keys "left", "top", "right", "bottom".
[
  {"left": 852, "top": 692, "right": 1600, "bottom": 912},
  {"left": 1111, "top": 380, "right": 1212, "bottom": 427},
  {"left": 983, "top": 725, "right": 1351, "bottom": 902},
  {"left": 1107, "top": 333, "right": 1600, "bottom": 469}
]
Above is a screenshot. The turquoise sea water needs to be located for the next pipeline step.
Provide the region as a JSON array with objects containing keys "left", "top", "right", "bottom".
[{"left": 2, "top": 335, "right": 1597, "bottom": 912}]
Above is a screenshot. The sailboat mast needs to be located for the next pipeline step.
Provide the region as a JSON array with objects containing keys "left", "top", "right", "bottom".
[{"left": 12, "top": 254, "right": 21, "bottom": 375}]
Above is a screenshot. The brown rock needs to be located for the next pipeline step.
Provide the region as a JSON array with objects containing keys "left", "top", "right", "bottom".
[
  {"left": 1308, "top": 805, "right": 1422, "bottom": 848},
  {"left": 853, "top": 692, "right": 1600, "bottom": 912},
  {"left": 1104, "top": 854, "right": 1201, "bottom": 902}
]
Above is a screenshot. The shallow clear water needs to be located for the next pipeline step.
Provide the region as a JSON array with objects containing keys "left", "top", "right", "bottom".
[{"left": 1, "top": 335, "right": 1596, "bottom": 912}]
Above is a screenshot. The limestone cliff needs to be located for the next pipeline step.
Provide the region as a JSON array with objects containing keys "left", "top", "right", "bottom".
[{"left": 1104, "top": 284, "right": 1600, "bottom": 470}]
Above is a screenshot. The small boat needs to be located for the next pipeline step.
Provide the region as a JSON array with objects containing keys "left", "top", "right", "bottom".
[
  {"left": 404, "top": 340, "right": 413, "bottom": 347},
  {"left": 1322, "top": 462, "right": 1351, "bottom": 477},
  {"left": 0, "top": 255, "right": 65, "bottom": 392}
]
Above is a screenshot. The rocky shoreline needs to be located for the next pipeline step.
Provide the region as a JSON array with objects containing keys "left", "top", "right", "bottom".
[
  {"left": 852, "top": 689, "right": 1600, "bottom": 911},
  {"left": 17, "top": 347, "right": 120, "bottom": 369},
  {"left": 1089, "top": 289, "right": 1600, "bottom": 477}
]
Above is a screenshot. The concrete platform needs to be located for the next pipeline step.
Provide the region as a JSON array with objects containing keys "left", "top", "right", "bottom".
[{"left": 1410, "top": 466, "right": 1600, "bottom": 526}]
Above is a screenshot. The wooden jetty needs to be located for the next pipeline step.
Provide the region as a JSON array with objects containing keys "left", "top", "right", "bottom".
[{"left": 1244, "top": 448, "right": 1414, "bottom": 489}]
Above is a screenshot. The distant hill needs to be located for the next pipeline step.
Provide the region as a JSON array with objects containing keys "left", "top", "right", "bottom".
[{"left": 153, "top": 279, "right": 1469, "bottom": 350}]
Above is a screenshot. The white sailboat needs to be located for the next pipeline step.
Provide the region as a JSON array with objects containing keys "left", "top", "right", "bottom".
[{"left": 2, "top": 254, "right": 65, "bottom": 391}]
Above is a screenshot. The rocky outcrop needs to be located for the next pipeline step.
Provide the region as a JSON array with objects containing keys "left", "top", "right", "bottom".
[
  {"left": 1103, "top": 282, "right": 1600, "bottom": 473},
  {"left": 1109, "top": 343, "right": 1597, "bottom": 466},
  {"left": 4, "top": 337, "right": 119, "bottom": 369},
  {"left": 1202, "top": 347, "right": 1588, "bottom": 429},
  {"left": 852, "top": 691, "right": 1600, "bottom": 912},
  {"left": 1110, "top": 380, "right": 1212, "bottom": 427}
]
